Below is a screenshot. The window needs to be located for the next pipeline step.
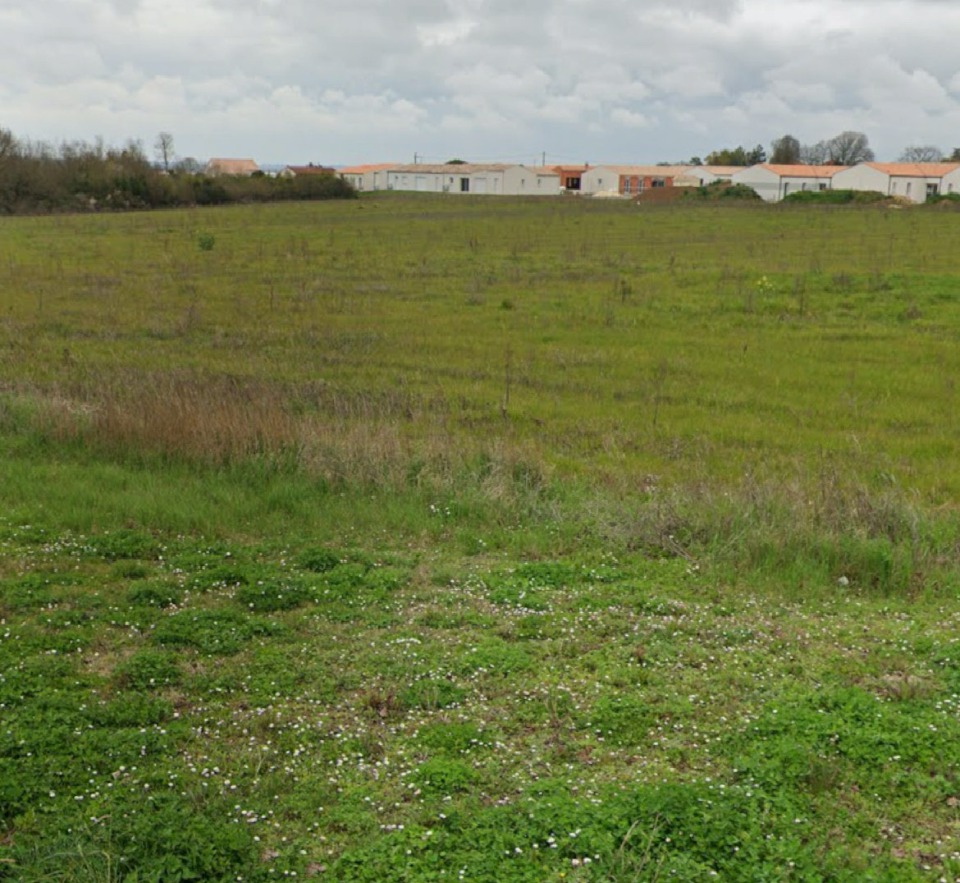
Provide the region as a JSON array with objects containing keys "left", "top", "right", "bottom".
[
  {"left": 651, "top": 178, "right": 665, "bottom": 188},
  {"left": 927, "top": 183, "right": 939, "bottom": 197},
  {"left": 819, "top": 183, "right": 827, "bottom": 191},
  {"left": 906, "top": 182, "right": 912, "bottom": 197},
  {"left": 460, "top": 178, "right": 469, "bottom": 192}
]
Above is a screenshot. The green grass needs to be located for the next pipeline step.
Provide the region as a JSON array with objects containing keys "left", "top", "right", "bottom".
[{"left": 2, "top": 195, "right": 960, "bottom": 880}]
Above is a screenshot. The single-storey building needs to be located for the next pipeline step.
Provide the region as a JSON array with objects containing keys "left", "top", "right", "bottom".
[
  {"left": 830, "top": 162, "right": 960, "bottom": 203},
  {"left": 384, "top": 164, "right": 560, "bottom": 196},
  {"left": 205, "top": 158, "right": 259, "bottom": 176},
  {"left": 732, "top": 164, "right": 847, "bottom": 201},
  {"left": 675, "top": 166, "right": 742, "bottom": 187},
  {"left": 504, "top": 166, "right": 562, "bottom": 196},
  {"left": 580, "top": 165, "right": 693, "bottom": 197},
  {"left": 942, "top": 165, "right": 960, "bottom": 196},
  {"left": 338, "top": 163, "right": 395, "bottom": 192}
]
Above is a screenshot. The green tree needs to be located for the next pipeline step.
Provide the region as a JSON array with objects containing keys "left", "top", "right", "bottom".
[{"left": 705, "top": 146, "right": 747, "bottom": 166}]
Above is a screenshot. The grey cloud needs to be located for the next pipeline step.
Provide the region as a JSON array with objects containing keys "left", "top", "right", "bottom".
[{"left": 3, "top": 0, "right": 960, "bottom": 164}]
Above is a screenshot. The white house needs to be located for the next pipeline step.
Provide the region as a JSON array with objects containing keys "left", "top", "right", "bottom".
[
  {"left": 675, "top": 166, "right": 742, "bottom": 187},
  {"left": 732, "top": 164, "right": 846, "bottom": 202},
  {"left": 382, "top": 164, "right": 560, "bottom": 196},
  {"left": 502, "top": 166, "right": 561, "bottom": 196},
  {"left": 337, "top": 164, "right": 394, "bottom": 191},
  {"left": 580, "top": 165, "right": 693, "bottom": 197},
  {"left": 831, "top": 162, "right": 960, "bottom": 203},
  {"left": 942, "top": 165, "right": 960, "bottom": 196},
  {"left": 385, "top": 164, "right": 504, "bottom": 194}
]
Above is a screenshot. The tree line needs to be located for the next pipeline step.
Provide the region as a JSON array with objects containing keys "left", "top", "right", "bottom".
[
  {"left": 0, "top": 128, "right": 355, "bottom": 215},
  {"left": 693, "top": 131, "right": 960, "bottom": 167}
]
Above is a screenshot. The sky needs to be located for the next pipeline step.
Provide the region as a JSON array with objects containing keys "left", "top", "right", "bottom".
[{"left": 2, "top": 0, "right": 960, "bottom": 167}]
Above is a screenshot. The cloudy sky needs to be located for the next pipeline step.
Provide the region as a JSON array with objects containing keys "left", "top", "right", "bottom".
[{"left": 3, "top": 0, "right": 960, "bottom": 166}]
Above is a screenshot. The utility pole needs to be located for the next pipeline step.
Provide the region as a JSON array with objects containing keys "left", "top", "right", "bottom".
[
  {"left": 414, "top": 152, "right": 419, "bottom": 164},
  {"left": 542, "top": 151, "right": 546, "bottom": 167}
]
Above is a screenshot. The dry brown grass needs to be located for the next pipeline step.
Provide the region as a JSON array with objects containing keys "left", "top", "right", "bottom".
[{"left": 24, "top": 373, "right": 550, "bottom": 501}]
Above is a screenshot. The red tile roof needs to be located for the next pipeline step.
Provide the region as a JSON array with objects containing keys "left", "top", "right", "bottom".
[
  {"left": 865, "top": 162, "right": 960, "bottom": 177},
  {"left": 338, "top": 163, "right": 396, "bottom": 174},
  {"left": 759, "top": 164, "right": 847, "bottom": 178},
  {"left": 284, "top": 165, "right": 335, "bottom": 175},
  {"left": 205, "top": 158, "right": 259, "bottom": 175}
]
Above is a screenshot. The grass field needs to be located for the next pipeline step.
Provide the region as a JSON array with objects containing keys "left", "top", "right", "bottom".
[{"left": 2, "top": 194, "right": 960, "bottom": 880}]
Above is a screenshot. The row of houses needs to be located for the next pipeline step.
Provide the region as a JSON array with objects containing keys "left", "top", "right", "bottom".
[
  {"left": 336, "top": 162, "right": 737, "bottom": 197},
  {"left": 732, "top": 162, "right": 960, "bottom": 203},
  {"left": 337, "top": 160, "right": 960, "bottom": 204},
  {"left": 205, "top": 157, "right": 960, "bottom": 204}
]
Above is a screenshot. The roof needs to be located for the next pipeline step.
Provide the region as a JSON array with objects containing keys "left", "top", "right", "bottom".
[
  {"left": 388, "top": 163, "right": 512, "bottom": 174},
  {"left": 206, "top": 158, "right": 259, "bottom": 175},
  {"left": 588, "top": 165, "right": 693, "bottom": 177},
  {"left": 863, "top": 162, "right": 960, "bottom": 177},
  {"left": 338, "top": 163, "right": 396, "bottom": 174},
  {"left": 757, "top": 164, "right": 847, "bottom": 178},
  {"left": 284, "top": 165, "right": 335, "bottom": 176}
]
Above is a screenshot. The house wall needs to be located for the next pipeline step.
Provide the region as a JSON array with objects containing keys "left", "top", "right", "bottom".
[
  {"left": 943, "top": 168, "right": 960, "bottom": 195},
  {"left": 580, "top": 167, "right": 621, "bottom": 195},
  {"left": 388, "top": 168, "right": 511, "bottom": 194},
  {"left": 389, "top": 171, "right": 440, "bottom": 191},
  {"left": 502, "top": 167, "right": 560, "bottom": 195},
  {"left": 341, "top": 169, "right": 391, "bottom": 191},
  {"left": 731, "top": 167, "right": 782, "bottom": 201},
  {"left": 830, "top": 165, "right": 891, "bottom": 196},
  {"left": 887, "top": 175, "right": 945, "bottom": 202},
  {"left": 779, "top": 176, "right": 832, "bottom": 197},
  {"left": 618, "top": 174, "right": 674, "bottom": 196}
]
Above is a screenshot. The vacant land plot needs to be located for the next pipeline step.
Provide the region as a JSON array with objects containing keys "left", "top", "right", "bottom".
[{"left": 1, "top": 195, "right": 960, "bottom": 880}]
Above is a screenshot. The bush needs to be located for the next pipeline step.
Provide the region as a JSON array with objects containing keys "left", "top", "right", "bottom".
[
  {"left": 683, "top": 181, "right": 762, "bottom": 202},
  {"left": 0, "top": 125, "right": 357, "bottom": 215},
  {"left": 783, "top": 188, "right": 887, "bottom": 205}
]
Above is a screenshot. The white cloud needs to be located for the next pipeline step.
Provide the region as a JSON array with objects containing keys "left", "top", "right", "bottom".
[
  {"left": 610, "top": 108, "right": 650, "bottom": 129},
  {"left": 3, "top": 0, "right": 960, "bottom": 163}
]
